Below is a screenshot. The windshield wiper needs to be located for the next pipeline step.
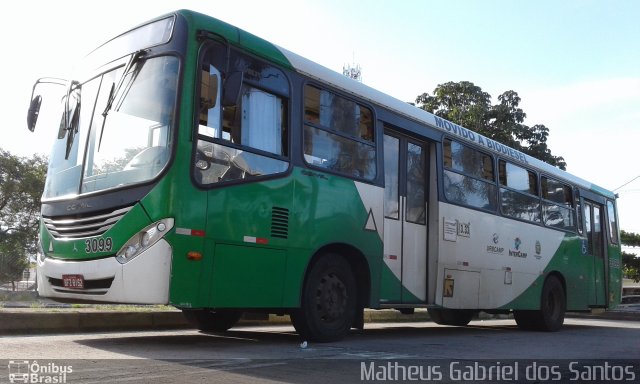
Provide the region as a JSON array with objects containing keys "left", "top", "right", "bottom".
[
  {"left": 64, "top": 80, "right": 81, "bottom": 160},
  {"left": 98, "top": 50, "right": 146, "bottom": 151},
  {"left": 102, "top": 50, "right": 146, "bottom": 118}
]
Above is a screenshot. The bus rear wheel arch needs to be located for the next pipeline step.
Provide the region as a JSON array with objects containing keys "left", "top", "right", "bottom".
[
  {"left": 290, "top": 252, "right": 358, "bottom": 342},
  {"left": 514, "top": 274, "right": 566, "bottom": 332}
]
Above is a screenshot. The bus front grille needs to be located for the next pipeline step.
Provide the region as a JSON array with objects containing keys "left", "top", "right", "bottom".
[{"left": 43, "top": 205, "right": 134, "bottom": 239}]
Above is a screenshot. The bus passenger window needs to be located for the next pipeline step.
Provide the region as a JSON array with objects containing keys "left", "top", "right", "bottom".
[
  {"left": 193, "top": 45, "right": 290, "bottom": 185},
  {"left": 607, "top": 200, "right": 619, "bottom": 243},
  {"left": 384, "top": 135, "right": 400, "bottom": 219},
  {"left": 585, "top": 205, "right": 593, "bottom": 254},
  {"left": 541, "top": 176, "right": 575, "bottom": 231},
  {"left": 593, "top": 205, "right": 603, "bottom": 258},
  {"left": 442, "top": 139, "right": 497, "bottom": 211},
  {"left": 406, "top": 142, "right": 425, "bottom": 224},
  {"left": 499, "top": 160, "right": 540, "bottom": 223},
  {"left": 303, "top": 85, "right": 376, "bottom": 180}
]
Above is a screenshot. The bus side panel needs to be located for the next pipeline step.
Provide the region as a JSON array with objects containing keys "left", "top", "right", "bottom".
[
  {"left": 547, "top": 236, "right": 591, "bottom": 310},
  {"left": 436, "top": 203, "right": 579, "bottom": 310},
  {"left": 291, "top": 169, "right": 384, "bottom": 308},
  {"left": 204, "top": 176, "right": 294, "bottom": 308},
  {"left": 503, "top": 236, "right": 591, "bottom": 311},
  {"left": 172, "top": 168, "right": 384, "bottom": 310},
  {"left": 156, "top": 161, "right": 211, "bottom": 309},
  {"left": 211, "top": 244, "right": 287, "bottom": 307}
]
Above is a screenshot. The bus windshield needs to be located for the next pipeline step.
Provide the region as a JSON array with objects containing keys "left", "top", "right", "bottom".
[{"left": 43, "top": 55, "right": 178, "bottom": 199}]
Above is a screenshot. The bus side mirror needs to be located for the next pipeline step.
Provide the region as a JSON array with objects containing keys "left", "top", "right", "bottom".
[
  {"left": 222, "top": 72, "right": 244, "bottom": 107},
  {"left": 26, "top": 77, "right": 68, "bottom": 132},
  {"left": 27, "top": 95, "right": 43, "bottom": 132}
]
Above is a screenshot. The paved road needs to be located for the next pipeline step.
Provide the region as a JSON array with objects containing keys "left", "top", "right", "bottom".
[{"left": 1, "top": 318, "right": 639, "bottom": 383}]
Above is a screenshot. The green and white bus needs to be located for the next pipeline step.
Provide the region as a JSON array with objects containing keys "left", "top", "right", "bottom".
[{"left": 27, "top": 9, "right": 622, "bottom": 341}]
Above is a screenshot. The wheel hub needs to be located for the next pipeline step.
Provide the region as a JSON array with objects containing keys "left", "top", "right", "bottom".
[{"left": 316, "top": 273, "right": 347, "bottom": 322}]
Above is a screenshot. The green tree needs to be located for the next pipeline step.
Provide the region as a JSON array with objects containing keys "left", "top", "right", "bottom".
[
  {"left": 416, "top": 81, "right": 491, "bottom": 133},
  {"left": 0, "top": 237, "right": 29, "bottom": 291},
  {"left": 416, "top": 81, "right": 566, "bottom": 170},
  {"left": 0, "top": 149, "right": 47, "bottom": 290},
  {"left": 622, "top": 251, "right": 640, "bottom": 283},
  {"left": 621, "top": 230, "right": 640, "bottom": 283},
  {"left": 621, "top": 230, "right": 640, "bottom": 247}
]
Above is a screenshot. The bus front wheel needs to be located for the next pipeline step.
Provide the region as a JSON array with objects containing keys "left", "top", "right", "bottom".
[
  {"left": 514, "top": 275, "right": 565, "bottom": 332},
  {"left": 182, "top": 309, "right": 243, "bottom": 332},
  {"left": 291, "top": 253, "right": 357, "bottom": 342}
]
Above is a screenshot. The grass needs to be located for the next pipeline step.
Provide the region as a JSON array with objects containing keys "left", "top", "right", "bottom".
[
  {"left": 0, "top": 290, "right": 178, "bottom": 312},
  {"left": 0, "top": 304, "right": 179, "bottom": 312}
]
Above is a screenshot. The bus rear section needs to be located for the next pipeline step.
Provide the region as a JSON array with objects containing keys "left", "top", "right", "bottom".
[{"left": 428, "top": 137, "right": 622, "bottom": 330}]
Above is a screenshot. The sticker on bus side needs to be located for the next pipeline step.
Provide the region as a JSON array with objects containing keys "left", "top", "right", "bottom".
[
  {"left": 444, "top": 218, "right": 458, "bottom": 242},
  {"left": 457, "top": 221, "right": 471, "bottom": 237}
]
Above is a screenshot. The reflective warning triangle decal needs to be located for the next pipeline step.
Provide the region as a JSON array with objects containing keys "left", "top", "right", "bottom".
[{"left": 364, "top": 208, "right": 378, "bottom": 232}]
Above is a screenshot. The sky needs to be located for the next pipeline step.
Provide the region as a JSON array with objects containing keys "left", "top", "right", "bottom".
[{"left": 1, "top": 0, "right": 639, "bottom": 234}]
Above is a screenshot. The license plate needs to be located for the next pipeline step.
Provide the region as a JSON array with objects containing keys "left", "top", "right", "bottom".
[{"left": 62, "top": 274, "right": 85, "bottom": 289}]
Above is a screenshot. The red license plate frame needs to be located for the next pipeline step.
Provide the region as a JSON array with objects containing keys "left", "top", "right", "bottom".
[{"left": 62, "top": 274, "right": 85, "bottom": 289}]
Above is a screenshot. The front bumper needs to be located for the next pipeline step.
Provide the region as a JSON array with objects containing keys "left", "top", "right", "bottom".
[{"left": 37, "top": 239, "right": 172, "bottom": 304}]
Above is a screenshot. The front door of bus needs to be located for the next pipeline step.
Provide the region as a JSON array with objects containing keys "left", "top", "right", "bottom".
[
  {"left": 381, "top": 131, "right": 428, "bottom": 304},
  {"left": 584, "top": 200, "right": 606, "bottom": 306}
]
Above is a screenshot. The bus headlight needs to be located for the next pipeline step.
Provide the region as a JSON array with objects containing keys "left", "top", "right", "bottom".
[
  {"left": 37, "top": 236, "right": 47, "bottom": 264},
  {"left": 116, "top": 218, "right": 174, "bottom": 264}
]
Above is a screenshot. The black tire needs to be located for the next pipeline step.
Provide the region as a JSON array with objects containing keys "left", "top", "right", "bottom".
[
  {"left": 428, "top": 308, "right": 473, "bottom": 326},
  {"left": 539, "top": 275, "right": 566, "bottom": 331},
  {"left": 182, "top": 309, "right": 243, "bottom": 332},
  {"left": 290, "top": 253, "right": 357, "bottom": 342},
  {"left": 513, "top": 310, "right": 537, "bottom": 330},
  {"left": 514, "top": 275, "right": 565, "bottom": 331}
]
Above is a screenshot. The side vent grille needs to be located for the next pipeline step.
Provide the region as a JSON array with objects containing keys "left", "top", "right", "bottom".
[{"left": 271, "top": 207, "right": 289, "bottom": 239}]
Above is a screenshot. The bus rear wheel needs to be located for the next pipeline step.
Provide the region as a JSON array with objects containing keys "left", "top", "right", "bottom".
[
  {"left": 428, "top": 308, "right": 474, "bottom": 326},
  {"left": 291, "top": 253, "right": 357, "bottom": 342},
  {"left": 514, "top": 275, "right": 565, "bottom": 331},
  {"left": 182, "top": 309, "right": 243, "bottom": 332}
]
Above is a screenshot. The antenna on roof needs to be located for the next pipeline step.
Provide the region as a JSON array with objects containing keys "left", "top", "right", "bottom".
[{"left": 343, "top": 52, "right": 362, "bottom": 82}]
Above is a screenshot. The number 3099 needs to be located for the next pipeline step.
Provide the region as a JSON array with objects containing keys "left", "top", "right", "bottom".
[{"left": 85, "top": 237, "right": 113, "bottom": 253}]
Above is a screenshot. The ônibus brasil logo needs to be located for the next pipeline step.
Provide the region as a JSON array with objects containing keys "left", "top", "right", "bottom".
[{"left": 7, "top": 360, "right": 72, "bottom": 383}]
